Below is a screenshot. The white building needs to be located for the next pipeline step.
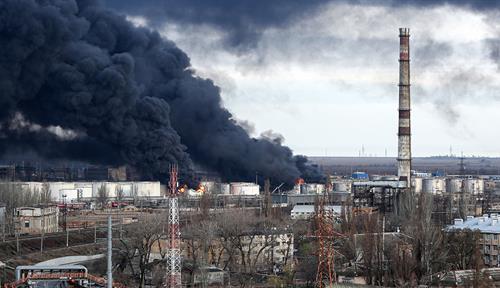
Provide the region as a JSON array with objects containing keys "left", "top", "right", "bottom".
[{"left": 291, "top": 205, "right": 342, "bottom": 220}]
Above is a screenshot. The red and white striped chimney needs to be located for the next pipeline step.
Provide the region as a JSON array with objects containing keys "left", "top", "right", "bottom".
[{"left": 398, "top": 28, "right": 411, "bottom": 187}]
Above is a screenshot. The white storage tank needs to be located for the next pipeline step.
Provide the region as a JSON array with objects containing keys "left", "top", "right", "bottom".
[
  {"left": 411, "top": 177, "right": 423, "bottom": 193},
  {"left": 219, "top": 183, "right": 230, "bottom": 195},
  {"left": 332, "top": 180, "right": 352, "bottom": 193},
  {"left": 300, "top": 183, "right": 325, "bottom": 194},
  {"left": 464, "top": 179, "right": 484, "bottom": 195},
  {"left": 230, "top": 182, "right": 260, "bottom": 196},
  {"left": 134, "top": 182, "right": 161, "bottom": 197},
  {"left": 200, "top": 181, "right": 216, "bottom": 194},
  {"left": 446, "top": 178, "right": 464, "bottom": 193},
  {"left": 422, "top": 178, "right": 446, "bottom": 194}
]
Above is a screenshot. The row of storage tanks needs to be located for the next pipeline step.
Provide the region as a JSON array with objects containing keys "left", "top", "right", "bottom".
[
  {"left": 411, "top": 177, "right": 484, "bottom": 194},
  {"left": 0, "top": 181, "right": 162, "bottom": 202},
  {"left": 197, "top": 182, "right": 260, "bottom": 196},
  {"left": 329, "top": 177, "right": 485, "bottom": 194}
]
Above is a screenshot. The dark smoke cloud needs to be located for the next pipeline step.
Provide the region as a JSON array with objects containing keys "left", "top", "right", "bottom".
[
  {"left": 0, "top": 0, "right": 313, "bottom": 184},
  {"left": 102, "top": 0, "right": 331, "bottom": 51},
  {"left": 102, "top": 0, "right": 498, "bottom": 51}
]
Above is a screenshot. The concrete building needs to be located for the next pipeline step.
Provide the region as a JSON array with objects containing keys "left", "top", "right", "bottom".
[
  {"left": 291, "top": 205, "right": 342, "bottom": 220},
  {"left": 447, "top": 214, "right": 500, "bottom": 266},
  {"left": 14, "top": 205, "right": 59, "bottom": 235}
]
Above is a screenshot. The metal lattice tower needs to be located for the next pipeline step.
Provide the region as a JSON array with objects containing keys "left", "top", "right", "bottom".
[
  {"left": 315, "top": 194, "right": 344, "bottom": 288},
  {"left": 165, "top": 164, "right": 181, "bottom": 288}
]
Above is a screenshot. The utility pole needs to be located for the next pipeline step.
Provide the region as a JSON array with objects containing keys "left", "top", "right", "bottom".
[
  {"left": 40, "top": 207, "right": 44, "bottom": 254},
  {"left": 107, "top": 215, "right": 112, "bottom": 288},
  {"left": 165, "top": 164, "right": 181, "bottom": 288}
]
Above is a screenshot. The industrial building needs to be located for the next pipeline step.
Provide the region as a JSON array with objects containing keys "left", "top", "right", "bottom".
[
  {"left": 290, "top": 205, "right": 342, "bottom": 220},
  {"left": 14, "top": 205, "right": 59, "bottom": 235}
]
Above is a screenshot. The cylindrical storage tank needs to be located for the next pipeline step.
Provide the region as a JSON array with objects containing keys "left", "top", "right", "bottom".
[
  {"left": 300, "top": 183, "right": 325, "bottom": 194},
  {"left": 422, "top": 178, "right": 433, "bottom": 193},
  {"left": 220, "top": 183, "right": 230, "bottom": 195},
  {"left": 422, "top": 178, "right": 445, "bottom": 194},
  {"left": 200, "top": 181, "right": 216, "bottom": 194},
  {"left": 446, "top": 178, "right": 463, "bottom": 193},
  {"left": 230, "top": 182, "right": 260, "bottom": 196},
  {"left": 411, "top": 177, "right": 423, "bottom": 193},
  {"left": 435, "top": 178, "right": 446, "bottom": 194},
  {"left": 464, "top": 179, "right": 484, "bottom": 195},
  {"left": 332, "top": 180, "right": 352, "bottom": 193}
]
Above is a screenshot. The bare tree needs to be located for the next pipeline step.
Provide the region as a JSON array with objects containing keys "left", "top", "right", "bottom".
[
  {"left": 40, "top": 182, "right": 51, "bottom": 204},
  {"left": 115, "top": 184, "right": 124, "bottom": 209},
  {"left": 118, "top": 213, "right": 166, "bottom": 287},
  {"left": 97, "top": 183, "right": 109, "bottom": 209}
]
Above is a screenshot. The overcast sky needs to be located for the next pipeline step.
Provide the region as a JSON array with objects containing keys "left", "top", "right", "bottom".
[{"left": 113, "top": 1, "right": 500, "bottom": 158}]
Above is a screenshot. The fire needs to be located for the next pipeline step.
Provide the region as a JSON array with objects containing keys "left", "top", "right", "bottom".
[
  {"left": 295, "top": 178, "right": 305, "bottom": 185},
  {"left": 196, "top": 183, "right": 206, "bottom": 194},
  {"left": 179, "top": 185, "right": 187, "bottom": 193}
]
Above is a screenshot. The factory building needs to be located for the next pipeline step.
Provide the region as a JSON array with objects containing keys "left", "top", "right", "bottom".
[
  {"left": 290, "top": 205, "right": 342, "bottom": 220},
  {"left": 14, "top": 205, "right": 59, "bottom": 235}
]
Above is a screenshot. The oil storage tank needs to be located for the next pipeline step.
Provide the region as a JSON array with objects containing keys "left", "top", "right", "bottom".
[
  {"left": 446, "top": 178, "right": 464, "bottom": 193},
  {"left": 464, "top": 179, "right": 484, "bottom": 195},
  {"left": 230, "top": 182, "right": 260, "bottom": 195},
  {"left": 422, "top": 178, "right": 445, "bottom": 194}
]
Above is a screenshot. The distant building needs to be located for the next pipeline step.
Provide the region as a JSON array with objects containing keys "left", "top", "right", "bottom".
[
  {"left": 84, "top": 167, "right": 109, "bottom": 181},
  {"left": 447, "top": 214, "right": 500, "bottom": 266},
  {"left": 351, "top": 172, "right": 369, "bottom": 180},
  {"left": 291, "top": 205, "right": 342, "bottom": 220},
  {"left": 151, "top": 231, "right": 294, "bottom": 272},
  {"left": 14, "top": 206, "right": 59, "bottom": 235}
]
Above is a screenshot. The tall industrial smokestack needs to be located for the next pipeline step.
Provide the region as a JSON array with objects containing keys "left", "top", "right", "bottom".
[{"left": 398, "top": 28, "right": 411, "bottom": 187}]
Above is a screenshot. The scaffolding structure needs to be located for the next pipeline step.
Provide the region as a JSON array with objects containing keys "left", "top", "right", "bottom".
[{"left": 165, "top": 164, "right": 181, "bottom": 288}]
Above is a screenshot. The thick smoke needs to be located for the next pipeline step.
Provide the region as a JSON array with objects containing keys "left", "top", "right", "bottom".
[
  {"left": 103, "top": 0, "right": 331, "bottom": 51},
  {"left": 0, "top": 0, "right": 315, "bottom": 184},
  {"left": 103, "top": 0, "right": 496, "bottom": 51}
]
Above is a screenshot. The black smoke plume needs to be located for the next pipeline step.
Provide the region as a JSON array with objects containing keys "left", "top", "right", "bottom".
[
  {"left": 0, "top": 0, "right": 318, "bottom": 184},
  {"left": 102, "top": 0, "right": 330, "bottom": 51}
]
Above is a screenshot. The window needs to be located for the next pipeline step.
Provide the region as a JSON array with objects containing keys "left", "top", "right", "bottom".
[
  {"left": 24, "top": 221, "right": 29, "bottom": 228},
  {"left": 495, "top": 234, "right": 499, "bottom": 240}
]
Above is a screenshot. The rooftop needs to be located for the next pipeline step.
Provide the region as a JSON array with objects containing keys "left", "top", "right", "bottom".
[{"left": 446, "top": 214, "right": 500, "bottom": 234}]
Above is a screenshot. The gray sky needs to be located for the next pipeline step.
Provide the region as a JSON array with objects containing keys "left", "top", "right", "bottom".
[{"left": 127, "top": 2, "right": 500, "bottom": 157}]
